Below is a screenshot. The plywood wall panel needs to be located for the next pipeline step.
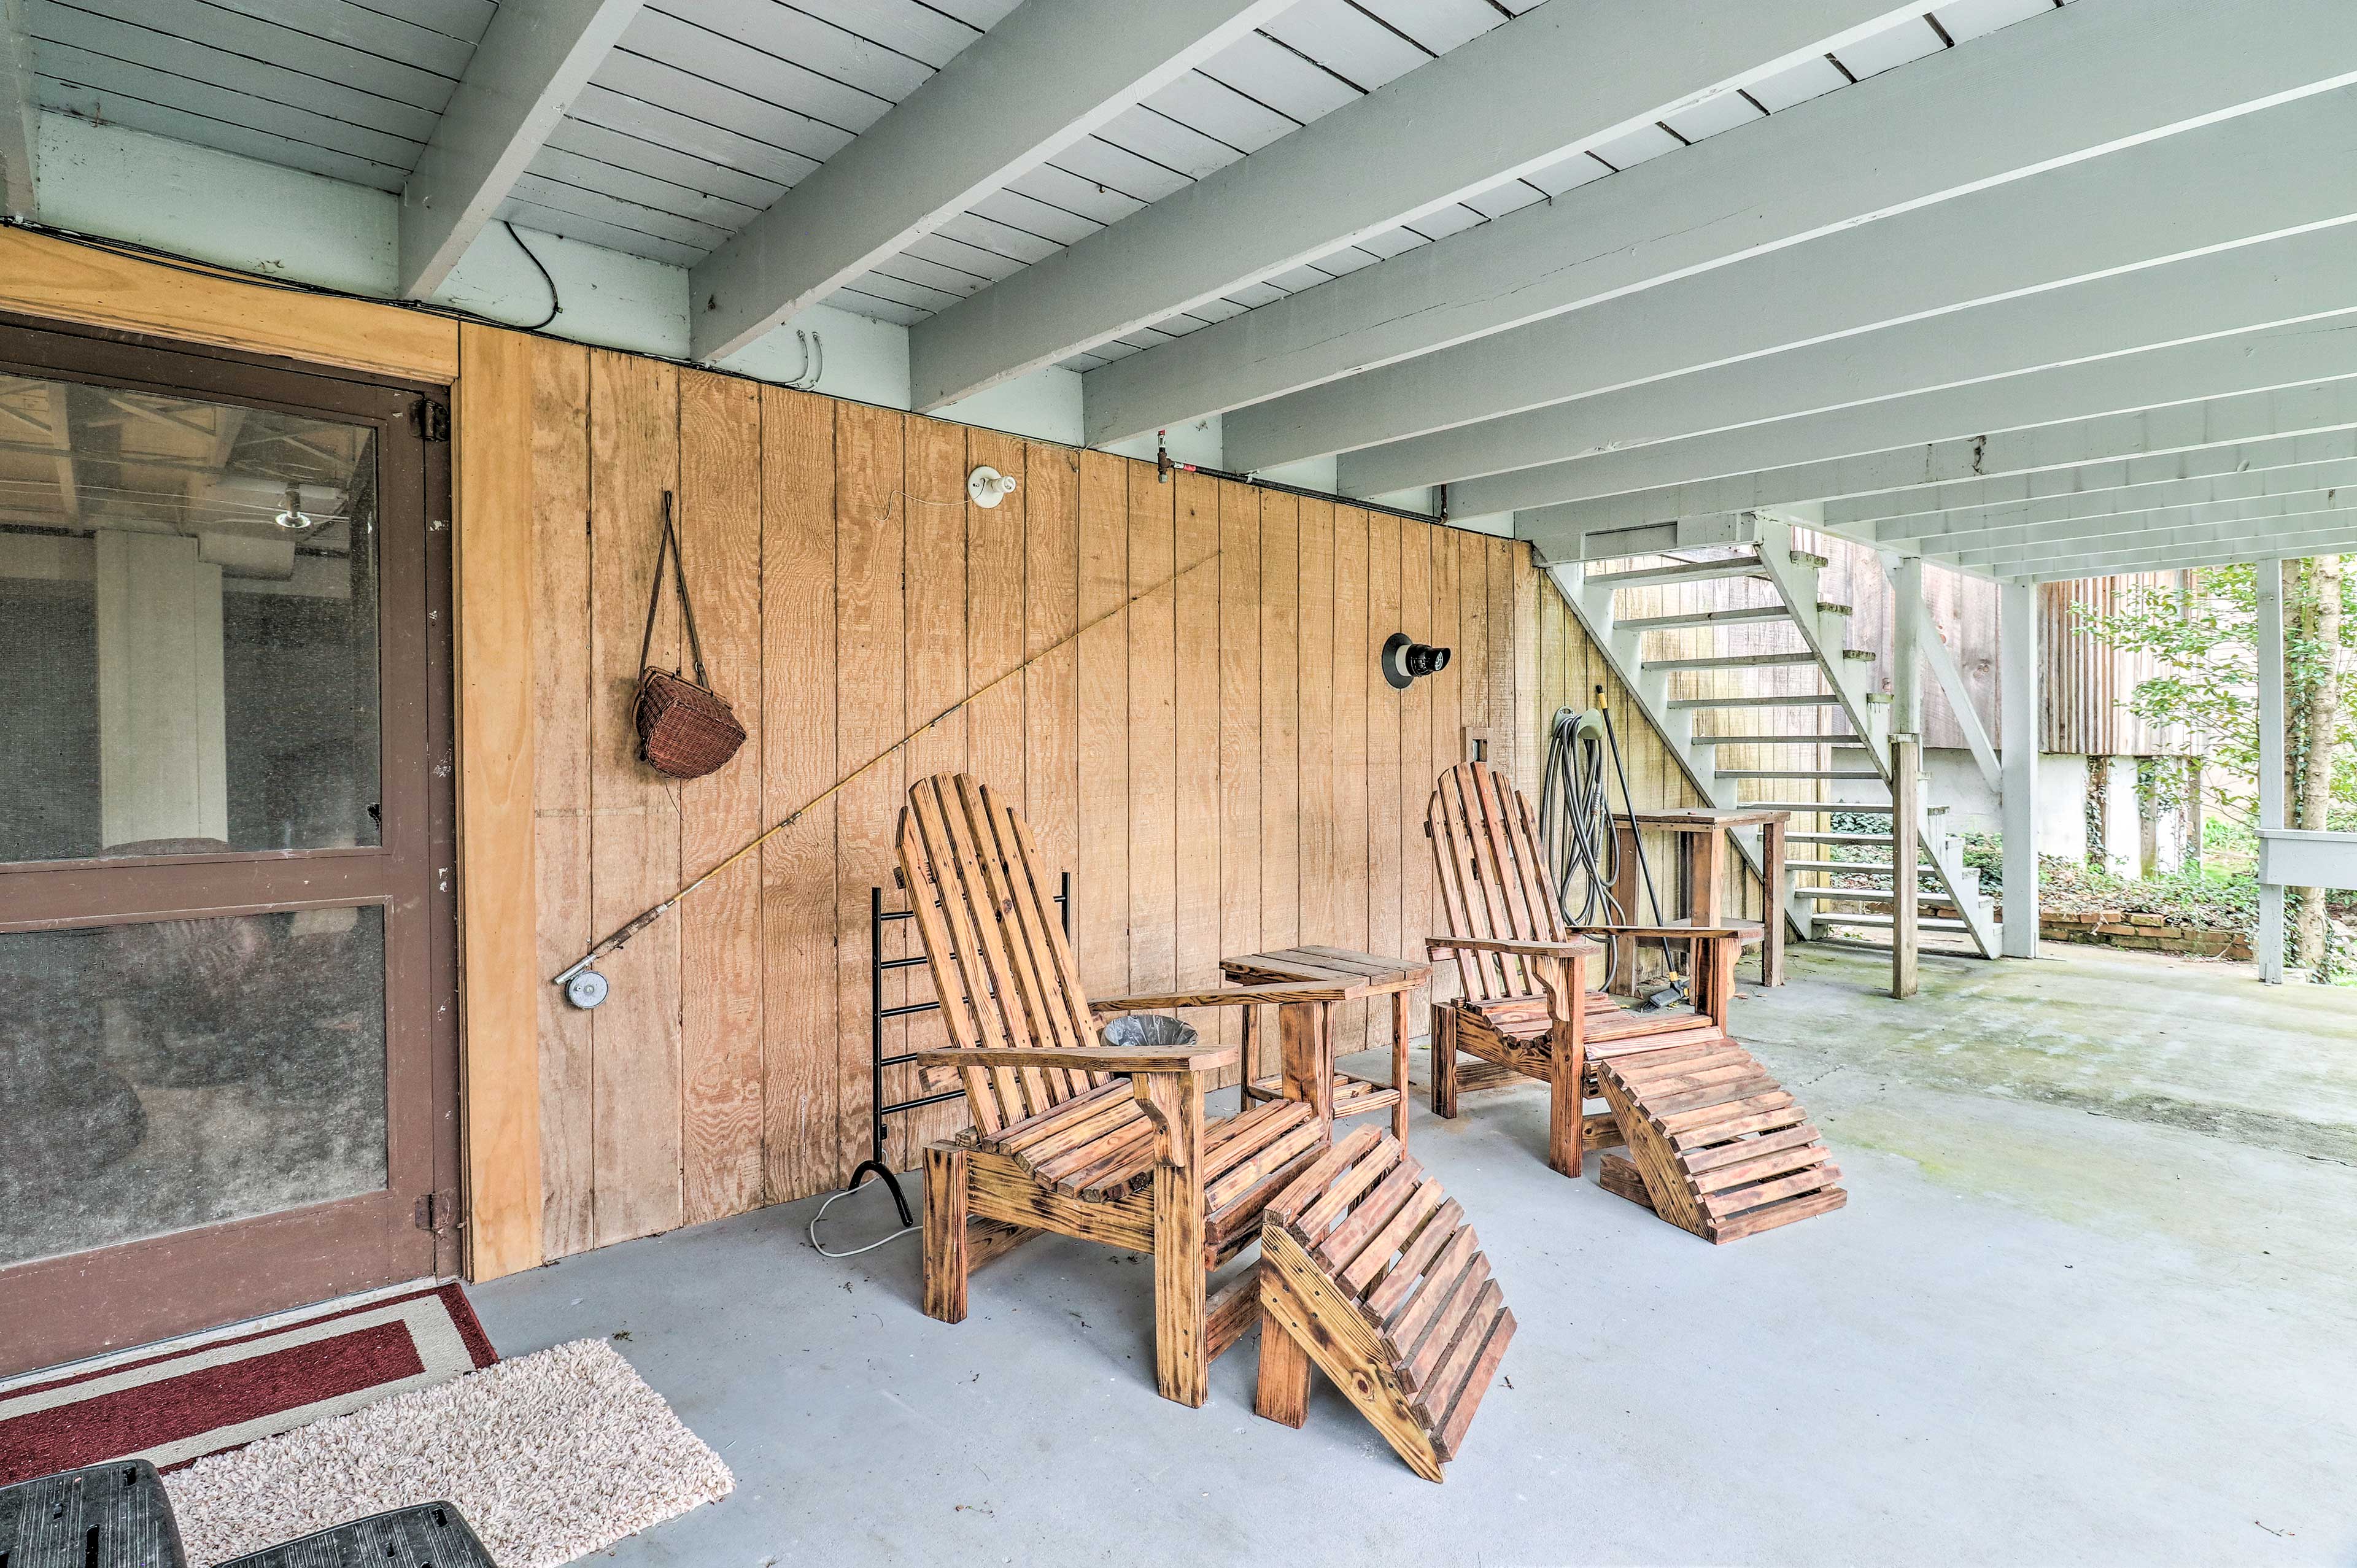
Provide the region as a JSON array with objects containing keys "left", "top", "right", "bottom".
[
  {"left": 676, "top": 369, "right": 765, "bottom": 1227},
  {"left": 530, "top": 339, "right": 594, "bottom": 1262},
  {"left": 1297, "top": 498, "right": 1336, "bottom": 970},
  {"left": 585, "top": 350, "right": 683, "bottom": 1249},
  {"left": 1331, "top": 508, "right": 1370, "bottom": 1049},
  {"left": 1126, "top": 466, "right": 1178, "bottom": 1011},
  {"left": 1260, "top": 492, "right": 1301, "bottom": 963},
  {"left": 1173, "top": 473, "right": 1222, "bottom": 1042},
  {"left": 1215, "top": 481, "right": 1262, "bottom": 1065},
  {"left": 899, "top": 417, "right": 970, "bottom": 1159},
  {"left": 760, "top": 387, "right": 839, "bottom": 1204},
  {"left": 1075, "top": 452, "right": 1130, "bottom": 1000},
  {"left": 1399, "top": 519, "right": 1435, "bottom": 969},
  {"left": 1426, "top": 531, "right": 1460, "bottom": 1011},
  {"left": 1023, "top": 444, "right": 1080, "bottom": 892},
  {"left": 833, "top": 401, "right": 907, "bottom": 1180},
  {"left": 1366, "top": 510, "right": 1402, "bottom": 979}
]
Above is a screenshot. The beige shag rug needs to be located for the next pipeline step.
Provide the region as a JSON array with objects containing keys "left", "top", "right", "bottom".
[{"left": 164, "top": 1339, "right": 733, "bottom": 1567}]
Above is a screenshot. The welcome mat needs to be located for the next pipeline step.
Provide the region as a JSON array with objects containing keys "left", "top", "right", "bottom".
[
  {"left": 0, "top": 1283, "right": 497, "bottom": 1486},
  {"left": 166, "top": 1340, "right": 734, "bottom": 1568}
]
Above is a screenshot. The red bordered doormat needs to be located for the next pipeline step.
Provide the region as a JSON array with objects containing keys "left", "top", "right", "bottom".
[{"left": 0, "top": 1283, "right": 497, "bottom": 1486}]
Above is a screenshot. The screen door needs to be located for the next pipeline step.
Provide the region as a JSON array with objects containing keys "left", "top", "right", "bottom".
[{"left": 0, "top": 319, "right": 457, "bottom": 1377}]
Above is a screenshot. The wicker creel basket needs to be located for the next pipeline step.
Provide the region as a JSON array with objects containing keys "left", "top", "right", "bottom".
[{"left": 633, "top": 492, "right": 746, "bottom": 780}]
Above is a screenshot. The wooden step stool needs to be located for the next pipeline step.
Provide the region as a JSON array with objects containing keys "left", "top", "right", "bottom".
[
  {"left": 1591, "top": 1039, "right": 1846, "bottom": 1243},
  {"left": 1253, "top": 1127, "right": 1514, "bottom": 1481}
]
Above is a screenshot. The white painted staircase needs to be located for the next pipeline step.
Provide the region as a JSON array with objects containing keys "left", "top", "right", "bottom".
[{"left": 1546, "top": 515, "right": 1999, "bottom": 959}]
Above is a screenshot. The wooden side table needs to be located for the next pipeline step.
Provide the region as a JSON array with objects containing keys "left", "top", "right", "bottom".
[
  {"left": 1220, "top": 946, "right": 1432, "bottom": 1146},
  {"left": 1610, "top": 808, "right": 1790, "bottom": 989}
]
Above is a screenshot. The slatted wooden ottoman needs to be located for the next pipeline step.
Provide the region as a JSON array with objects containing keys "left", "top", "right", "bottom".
[
  {"left": 1252, "top": 1126, "right": 1514, "bottom": 1482},
  {"left": 1592, "top": 1039, "right": 1847, "bottom": 1243}
]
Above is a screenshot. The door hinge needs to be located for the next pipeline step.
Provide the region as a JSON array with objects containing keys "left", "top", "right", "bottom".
[
  {"left": 414, "top": 1191, "right": 454, "bottom": 1234},
  {"left": 414, "top": 398, "right": 452, "bottom": 443}
]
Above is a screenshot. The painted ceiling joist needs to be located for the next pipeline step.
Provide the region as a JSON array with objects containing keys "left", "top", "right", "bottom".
[
  {"left": 1344, "top": 225, "right": 2357, "bottom": 498},
  {"left": 687, "top": 0, "right": 1295, "bottom": 366},
  {"left": 2026, "top": 528, "right": 2357, "bottom": 582},
  {"left": 0, "top": 0, "right": 36, "bottom": 217},
  {"left": 1109, "top": 0, "right": 2357, "bottom": 455},
  {"left": 1229, "top": 85, "right": 2357, "bottom": 472},
  {"left": 1500, "top": 328, "right": 2357, "bottom": 534},
  {"left": 1880, "top": 459, "right": 2357, "bottom": 553},
  {"left": 398, "top": 0, "right": 646, "bottom": 299},
  {"left": 905, "top": 0, "right": 1929, "bottom": 411},
  {"left": 1935, "top": 489, "right": 2357, "bottom": 567},
  {"left": 1834, "top": 431, "right": 2357, "bottom": 531},
  {"left": 1520, "top": 377, "right": 2357, "bottom": 540},
  {"left": 1976, "top": 506, "right": 2357, "bottom": 576}
]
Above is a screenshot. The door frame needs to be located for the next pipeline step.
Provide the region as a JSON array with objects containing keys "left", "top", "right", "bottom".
[{"left": 0, "top": 312, "right": 460, "bottom": 1375}]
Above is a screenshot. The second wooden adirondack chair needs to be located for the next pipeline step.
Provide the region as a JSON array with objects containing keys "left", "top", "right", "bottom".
[
  {"left": 897, "top": 772, "right": 1353, "bottom": 1407},
  {"left": 1423, "top": 762, "right": 1844, "bottom": 1242}
]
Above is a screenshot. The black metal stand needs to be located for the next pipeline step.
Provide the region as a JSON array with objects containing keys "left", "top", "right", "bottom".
[{"left": 844, "top": 873, "right": 1072, "bottom": 1226}]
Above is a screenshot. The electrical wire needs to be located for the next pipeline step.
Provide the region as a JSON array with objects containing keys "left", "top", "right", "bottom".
[
  {"left": 503, "top": 220, "right": 561, "bottom": 330},
  {"left": 807, "top": 1183, "right": 918, "bottom": 1258}
]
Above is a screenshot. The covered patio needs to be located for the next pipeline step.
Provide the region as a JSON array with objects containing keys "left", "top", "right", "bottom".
[
  {"left": 4, "top": 0, "right": 2355, "bottom": 1562},
  {"left": 474, "top": 941, "right": 2356, "bottom": 1566}
]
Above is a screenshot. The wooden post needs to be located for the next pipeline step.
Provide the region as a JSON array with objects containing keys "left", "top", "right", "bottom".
[
  {"left": 1999, "top": 581, "right": 2041, "bottom": 959},
  {"left": 1279, "top": 1000, "right": 1334, "bottom": 1132},
  {"left": 1430, "top": 1002, "right": 1458, "bottom": 1119},
  {"left": 1254, "top": 1315, "right": 1314, "bottom": 1428},
  {"left": 1759, "top": 814, "right": 1787, "bottom": 987},
  {"left": 1609, "top": 819, "right": 1641, "bottom": 994},
  {"left": 2256, "top": 557, "right": 2288, "bottom": 984},
  {"left": 1145, "top": 1070, "right": 1209, "bottom": 1407},
  {"left": 922, "top": 1142, "right": 969, "bottom": 1324},
  {"left": 1892, "top": 554, "right": 1926, "bottom": 738},
  {"left": 1390, "top": 990, "right": 1411, "bottom": 1146},
  {"left": 1892, "top": 735, "right": 1921, "bottom": 999},
  {"left": 1544, "top": 953, "right": 1587, "bottom": 1178}
]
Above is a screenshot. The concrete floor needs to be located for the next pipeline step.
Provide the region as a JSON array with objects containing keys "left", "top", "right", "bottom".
[{"left": 474, "top": 944, "right": 2357, "bottom": 1567}]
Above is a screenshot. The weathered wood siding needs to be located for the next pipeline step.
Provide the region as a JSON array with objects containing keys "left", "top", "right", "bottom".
[{"left": 527, "top": 350, "right": 1534, "bottom": 1257}]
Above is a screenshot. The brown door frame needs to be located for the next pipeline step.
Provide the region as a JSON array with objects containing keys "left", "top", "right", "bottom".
[{"left": 0, "top": 314, "right": 459, "bottom": 1374}]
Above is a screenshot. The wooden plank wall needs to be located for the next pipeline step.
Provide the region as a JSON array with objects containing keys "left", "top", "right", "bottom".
[{"left": 528, "top": 360, "right": 1532, "bottom": 1256}]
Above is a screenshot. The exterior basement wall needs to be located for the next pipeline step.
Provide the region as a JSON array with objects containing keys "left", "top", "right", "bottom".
[{"left": 0, "top": 226, "right": 1720, "bottom": 1281}]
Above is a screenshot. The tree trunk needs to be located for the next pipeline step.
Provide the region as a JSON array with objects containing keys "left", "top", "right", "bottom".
[{"left": 2294, "top": 555, "right": 2343, "bottom": 971}]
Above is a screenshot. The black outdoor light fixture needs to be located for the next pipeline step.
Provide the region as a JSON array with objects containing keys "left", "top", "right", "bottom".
[{"left": 1381, "top": 632, "right": 1451, "bottom": 690}]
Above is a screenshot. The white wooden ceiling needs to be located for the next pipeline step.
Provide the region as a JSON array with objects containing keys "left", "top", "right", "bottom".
[
  {"left": 19, "top": 0, "right": 2355, "bottom": 582},
  {"left": 25, "top": 0, "right": 2045, "bottom": 366}
]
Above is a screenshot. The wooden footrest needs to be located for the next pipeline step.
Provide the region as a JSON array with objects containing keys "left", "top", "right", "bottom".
[
  {"left": 1252, "top": 1127, "right": 1515, "bottom": 1481},
  {"left": 1241, "top": 1070, "right": 1402, "bottom": 1118},
  {"left": 1592, "top": 1040, "right": 1846, "bottom": 1243}
]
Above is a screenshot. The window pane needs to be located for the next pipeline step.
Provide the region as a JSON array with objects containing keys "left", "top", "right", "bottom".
[
  {"left": 0, "top": 371, "right": 381, "bottom": 862},
  {"left": 0, "top": 908, "right": 388, "bottom": 1268}
]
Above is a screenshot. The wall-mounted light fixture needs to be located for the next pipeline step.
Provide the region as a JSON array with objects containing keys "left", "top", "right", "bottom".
[
  {"left": 1381, "top": 632, "right": 1450, "bottom": 690},
  {"left": 967, "top": 466, "right": 1019, "bottom": 508}
]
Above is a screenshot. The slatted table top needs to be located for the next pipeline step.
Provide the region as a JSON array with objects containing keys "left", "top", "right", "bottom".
[
  {"left": 1619, "top": 807, "right": 1794, "bottom": 831},
  {"left": 1220, "top": 945, "right": 1434, "bottom": 999}
]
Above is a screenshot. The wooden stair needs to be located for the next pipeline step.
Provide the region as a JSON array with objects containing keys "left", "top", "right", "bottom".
[
  {"left": 1254, "top": 1127, "right": 1515, "bottom": 1482},
  {"left": 1546, "top": 517, "right": 1999, "bottom": 960},
  {"left": 1590, "top": 1040, "right": 1847, "bottom": 1243}
]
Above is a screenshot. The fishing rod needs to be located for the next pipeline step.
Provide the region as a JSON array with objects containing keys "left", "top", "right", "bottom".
[{"left": 552, "top": 546, "right": 1224, "bottom": 1009}]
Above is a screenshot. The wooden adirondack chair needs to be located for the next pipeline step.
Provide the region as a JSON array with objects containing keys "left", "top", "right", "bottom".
[
  {"left": 1423, "top": 762, "right": 1844, "bottom": 1241},
  {"left": 899, "top": 772, "right": 1353, "bottom": 1407}
]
